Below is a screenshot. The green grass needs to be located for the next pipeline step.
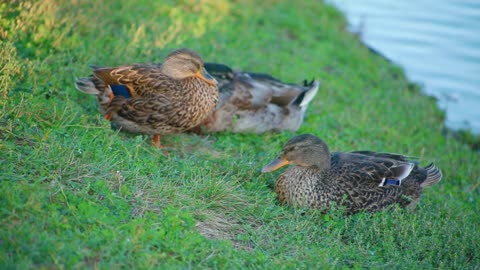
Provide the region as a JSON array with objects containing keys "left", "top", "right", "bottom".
[{"left": 1, "top": 0, "right": 479, "bottom": 269}]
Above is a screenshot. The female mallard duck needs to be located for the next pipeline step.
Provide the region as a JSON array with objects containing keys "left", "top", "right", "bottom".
[
  {"left": 75, "top": 48, "right": 218, "bottom": 148},
  {"left": 262, "top": 134, "right": 442, "bottom": 214},
  {"left": 190, "top": 63, "right": 319, "bottom": 133}
]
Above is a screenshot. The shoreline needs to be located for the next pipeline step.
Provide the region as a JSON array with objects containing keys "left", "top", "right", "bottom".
[{"left": 361, "top": 41, "right": 480, "bottom": 151}]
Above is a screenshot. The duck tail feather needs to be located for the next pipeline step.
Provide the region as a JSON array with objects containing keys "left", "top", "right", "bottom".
[
  {"left": 75, "top": 77, "right": 100, "bottom": 95},
  {"left": 292, "top": 80, "right": 320, "bottom": 108},
  {"left": 421, "top": 163, "right": 442, "bottom": 188}
]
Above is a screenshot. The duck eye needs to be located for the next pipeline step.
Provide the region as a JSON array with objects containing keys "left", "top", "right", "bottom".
[{"left": 285, "top": 146, "right": 297, "bottom": 153}]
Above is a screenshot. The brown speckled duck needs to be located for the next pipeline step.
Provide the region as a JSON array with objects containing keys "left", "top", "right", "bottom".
[
  {"left": 190, "top": 63, "right": 319, "bottom": 133},
  {"left": 75, "top": 48, "right": 218, "bottom": 147},
  {"left": 262, "top": 134, "right": 442, "bottom": 214}
]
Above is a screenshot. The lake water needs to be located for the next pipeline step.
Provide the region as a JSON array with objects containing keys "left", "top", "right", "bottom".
[{"left": 327, "top": 0, "right": 480, "bottom": 134}]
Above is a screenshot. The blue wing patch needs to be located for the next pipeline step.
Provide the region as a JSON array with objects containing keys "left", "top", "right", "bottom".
[
  {"left": 384, "top": 179, "right": 401, "bottom": 186},
  {"left": 110, "top": 85, "right": 131, "bottom": 98}
]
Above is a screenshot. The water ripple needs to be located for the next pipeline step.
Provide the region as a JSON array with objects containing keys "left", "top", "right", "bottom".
[{"left": 328, "top": 0, "right": 480, "bottom": 133}]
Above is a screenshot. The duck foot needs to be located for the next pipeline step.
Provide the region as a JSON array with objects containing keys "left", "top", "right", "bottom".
[
  {"left": 152, "top": 134, "right": 170, "bottom": 156},
  {"left": 152, "top": 134, "right": 163, "bottom": 148}
]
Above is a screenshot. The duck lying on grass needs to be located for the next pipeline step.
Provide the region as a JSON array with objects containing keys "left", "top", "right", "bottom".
[
  {"left": 190, "top": 63, "right": 319, "bottom": 133},
  {"left": 262, "top": 134, "right": 442, "bottom": 214},
  {"left": 75, "top": 48, "right": 218, "bottom": 148}
]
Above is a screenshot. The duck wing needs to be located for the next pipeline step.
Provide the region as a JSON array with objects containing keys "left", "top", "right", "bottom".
[
  {"left": 96, "top": 64, "right": 189, "bottom": 128},
  {"left": 107, "top": 94, "right": 175, "bottom": 127},
  {"left": 349, "top": 150, "right": 417, "bottom": 163},
  {"left": 199, "top": 62, "right": 319, "bottom": 133},
  {"left": 332, "top": 152, "right": 415, "bottom": 187},
  {"left": 93, "top": 64, "right": 175, "bottom": 98},
  {"left": 204, "top": 62, "right": 310, "bottom": 108},
  {"left": 204, "top": 63, "right": 273, "bottom": 108},
  {"left": 330, "top": 158, "right": 409, "bottom": 213}
]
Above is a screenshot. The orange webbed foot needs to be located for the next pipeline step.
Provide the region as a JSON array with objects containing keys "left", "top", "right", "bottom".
[
  {"left": 152, "top": 134, "right": 169, "bottom": 156},
  {"left": 152, "top": 134, "right": 162, "bottom": 147}
]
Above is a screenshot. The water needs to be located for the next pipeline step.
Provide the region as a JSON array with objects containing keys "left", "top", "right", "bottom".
[{"left": 327, "top": 0, "right": 480, "bottom": 134}]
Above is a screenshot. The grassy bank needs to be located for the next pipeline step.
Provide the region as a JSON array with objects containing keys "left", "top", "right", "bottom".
[{"left": 1, "top": 0, "right": 479, "bottom": 269}]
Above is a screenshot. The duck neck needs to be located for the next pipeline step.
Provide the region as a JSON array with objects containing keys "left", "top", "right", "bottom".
[
  {"left": 314, "top": 161, "right": 330, "bottom": 172},
  {"left": 312, "top": 145, "right": 331, "bottom": 172}
]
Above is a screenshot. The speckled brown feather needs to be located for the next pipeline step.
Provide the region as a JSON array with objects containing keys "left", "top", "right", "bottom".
[
  {"left": 264, "top": 134, "right": 442, "bottom": 214},
  {"left": 105, "top": 75, "right": 217, "bottom": 134},
  {"left": 75, "top": 48, "right": 218, "bottom": 143}
]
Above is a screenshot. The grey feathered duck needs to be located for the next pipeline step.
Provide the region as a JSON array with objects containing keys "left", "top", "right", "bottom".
[
  {"left": 262, "top": 134, "right": 442, "bottom": 214},
  {"left": 75, "top": 48, "right": 218, "bottom": 148},
  {"left": 190, "top": 63, "right": 320, "bottom": 133}
]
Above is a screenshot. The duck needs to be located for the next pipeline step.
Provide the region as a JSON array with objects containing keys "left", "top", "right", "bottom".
[
  {"left": 261, "top": 134, "right": 442, "bottom": 214},
  {"left": 189, "top": 63, "right": 320, "bottom": 133},
  {"left": 75, "top": 48, "right": 218, "bottom": 148}
]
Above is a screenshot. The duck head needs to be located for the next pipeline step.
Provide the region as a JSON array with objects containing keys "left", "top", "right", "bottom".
[
  {"left": 161, "top": 48, "right": 217, "bottom": 86},
  {"left": 262, "top": 134, "right": 331, "bottom": 172}
]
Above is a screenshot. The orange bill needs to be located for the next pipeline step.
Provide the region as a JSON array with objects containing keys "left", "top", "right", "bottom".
[
  {"left": 195, "top": 68, "right": 217, "bottom": 86},
  {"left": 261, "top": 157, "right": 289, "bottom": 173}
]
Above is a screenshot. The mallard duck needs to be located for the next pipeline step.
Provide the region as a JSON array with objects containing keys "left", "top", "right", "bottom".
[
  {"left": 189, "top": 63, "right": 319, "bottom": 133},
  {"left": 75, "top": 48, "right": 218, "bottom": 147},
  {"left": 262, "top": 134, "right": 442, "bottom": 214}
]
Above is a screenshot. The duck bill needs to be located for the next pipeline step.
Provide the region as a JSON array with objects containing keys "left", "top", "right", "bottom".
[
  {"left": 196, "top": 68, "right": 217, "bottom": 86},
  {"left": 261, "top": 157, "right": 289, "bottom": 173}
]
